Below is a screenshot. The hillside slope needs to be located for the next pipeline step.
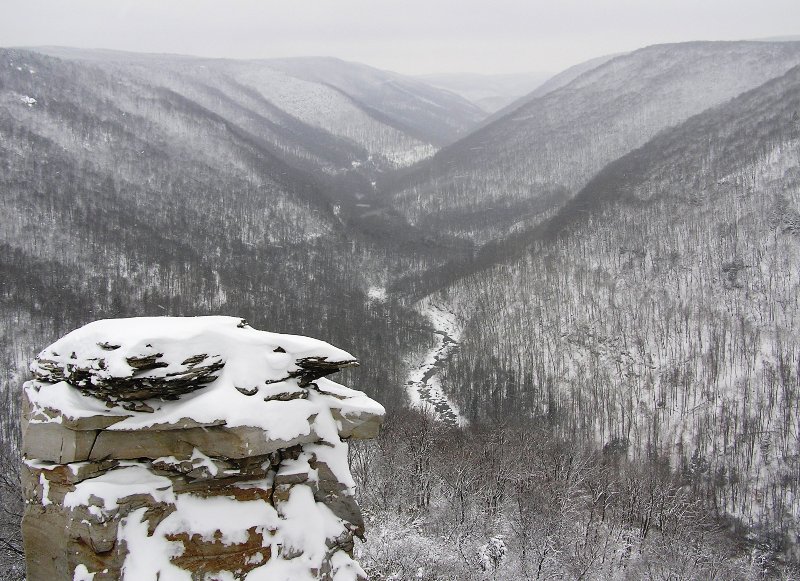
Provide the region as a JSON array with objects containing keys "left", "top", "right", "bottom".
[
  {"left": 436, "top": 63, "right": 800, "bottom": 556},
  {"left": 264, "top": 57, "right": 486, "bottom": 144},
  {"left": 0, "top": 48, "right": 433, "bottom": 432},
  {"left": 32, "top": 47, "right": 485, "bottom": 169},
  {"left": 472, "top": 53, "right": 621, "bottom": 128},
  {"left": 391, "top": 41, "right": 800, "bottom": 243}
]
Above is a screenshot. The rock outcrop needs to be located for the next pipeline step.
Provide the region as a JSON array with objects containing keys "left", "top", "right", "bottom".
[{"left": 20, "top": 316, "right": 384, "bottom": 581}]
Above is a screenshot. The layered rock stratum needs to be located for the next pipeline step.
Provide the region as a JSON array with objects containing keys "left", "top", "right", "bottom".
[{"left": 20, "top": 316, "right": 384, "bottom": 581}]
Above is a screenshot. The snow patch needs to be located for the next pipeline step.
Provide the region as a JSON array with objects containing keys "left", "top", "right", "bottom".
[
  {"left": 367, "top": 286, "right": 387, "bottom": 302},
  {"left": 64, "top": 465, "right": 174, "bottom": 512},
  {"left": 73, "top": 564, "right": 96, "bottom": 581},
  {"left": 39, "top": 473, "right": 51, "bottom": 506}
]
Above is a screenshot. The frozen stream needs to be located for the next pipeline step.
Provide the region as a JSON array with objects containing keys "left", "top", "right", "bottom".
[{"left": 406, "top": 302, "right": 468, "bottom": 427}]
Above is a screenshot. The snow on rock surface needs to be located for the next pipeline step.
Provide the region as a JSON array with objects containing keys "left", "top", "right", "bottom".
[{"left": 21, "top": 316, "right": 384, "bottom": 581}]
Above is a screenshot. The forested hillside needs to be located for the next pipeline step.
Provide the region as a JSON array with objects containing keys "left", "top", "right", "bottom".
[
  {"left": 351, "top": 410, "right": 778, "bottom": 579},
  {"left": 3, "top": 40, "right": 800, "bottom": 577},
  {"left": 469, "top": 53, "right": 620, "bottom": 129},
  {"left": 261, "top": 57, "right": 486, "bottom": 144},
  {"left": 33, "top": 47, "right": 486, "bottom": 167},
  {"left": 435, "top": 63, "right": 800, "bottom": 561},
  {"left": 391, "top": 41, "right": 800, "bottom": 243},
  {"left": 0, "top": 47, "right": 453, "bottom": 453}
]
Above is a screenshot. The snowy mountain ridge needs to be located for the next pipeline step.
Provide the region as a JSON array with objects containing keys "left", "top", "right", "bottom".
[{"left": 390, "top": 41, "right": 800, "bottom": 244}]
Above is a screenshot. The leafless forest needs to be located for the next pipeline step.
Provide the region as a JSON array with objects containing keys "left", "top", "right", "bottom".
[{"left": 2, "top": 42, "right": 800, "bottom": 579}]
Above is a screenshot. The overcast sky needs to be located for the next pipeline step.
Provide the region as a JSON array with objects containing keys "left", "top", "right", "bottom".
[{"left": 2, "top": 0, "right": 799, "bottom": 75}]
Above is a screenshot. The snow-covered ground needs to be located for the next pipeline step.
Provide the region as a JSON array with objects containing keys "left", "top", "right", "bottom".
[{"left": 406, "top": 301, "right": 468, "bottom": 427}]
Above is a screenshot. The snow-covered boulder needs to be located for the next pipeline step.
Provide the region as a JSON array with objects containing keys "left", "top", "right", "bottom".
[{"left": 20, "top": 316, "right": 384, "bottom": 581}]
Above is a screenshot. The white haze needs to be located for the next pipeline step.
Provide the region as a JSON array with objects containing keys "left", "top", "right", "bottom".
[{"left": 2, "top": 0, "right": 799, "bottom": 74}]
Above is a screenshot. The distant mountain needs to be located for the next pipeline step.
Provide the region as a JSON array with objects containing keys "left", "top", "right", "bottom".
[
  {"left": 551, "top": 62, "right": 800, "bottom": 234},
  {"left": 463, "top": 53, "right": 623, "bottom": 143},
  {"left": 485, "top": 53, "right": 621, "bottom": 121},
  {"left": 264, "top": 57, "right": 487, "bottom": 144},
  {"left": 754, "top": 35, "right": 800, "bottom": 42},
  {"left": 391, "top": 41, "right": 800, "bottom": 243},
  {"left": 415, "top": 71, "right": 552, "bottom": 113},
  {"left": 438, "top": 62, "right": 800, "bottom": 556},
  {"left": 31, "top": 47, "right": 485, "bottom": 167}
]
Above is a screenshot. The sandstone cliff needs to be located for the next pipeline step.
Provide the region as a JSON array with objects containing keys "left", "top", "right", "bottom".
[{"left": 20, "top": 316, "right": 384, "bottom": 580}]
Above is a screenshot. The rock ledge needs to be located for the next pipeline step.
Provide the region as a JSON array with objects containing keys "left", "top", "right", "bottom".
[{"left": 21, "top": 316, "right": 384, "bottom": 581}]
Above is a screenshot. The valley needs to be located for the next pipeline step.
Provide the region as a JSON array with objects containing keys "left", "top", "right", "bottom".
[{"left": 2, "top": 39, "right": 800, "bottom": 578}]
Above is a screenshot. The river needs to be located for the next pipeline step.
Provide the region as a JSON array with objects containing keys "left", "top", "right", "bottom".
[{"left": 406, "top": 302, "right": 468, "bottom": 427}]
